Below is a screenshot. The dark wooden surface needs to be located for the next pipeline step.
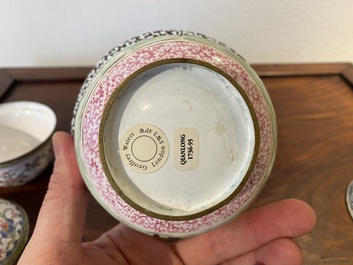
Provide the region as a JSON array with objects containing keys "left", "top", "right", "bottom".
[{"left": 1, "top": 63, "right": 353, "bottom": 264}]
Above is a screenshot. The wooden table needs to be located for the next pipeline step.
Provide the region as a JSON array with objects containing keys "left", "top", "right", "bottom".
[{"left": 1, "top": 63, "right": 353, "bottom": 264}]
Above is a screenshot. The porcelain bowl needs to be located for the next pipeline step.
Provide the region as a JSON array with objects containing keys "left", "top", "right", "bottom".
[
  {"left": 0, "top": 101, "right": 56, "bottom": 187},
  {"left": 0, "top": 199, "right": 29, "bottom": 264},
  {"left": 72, "top": 30, "right": 277, "bottom": 237}
]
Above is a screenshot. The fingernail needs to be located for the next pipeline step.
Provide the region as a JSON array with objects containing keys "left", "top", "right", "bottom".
[
  {"left": 52, "top": 133, "right": 62, "bottom": 158},
  {"left": 295, "top": 240, "right": 302, "bottom": 250}
]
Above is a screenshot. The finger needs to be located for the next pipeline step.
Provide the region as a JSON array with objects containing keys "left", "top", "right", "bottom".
[
  {"left": 27, "top": 132, "right": 89, "bottom": 250},
  {"left": 172, "top": 199, "right": 316, "bottom": 265},
  {"left": 222, "top": 238, "right": 302, "bottom": 265},
  {"left": 88, "top": 223, "right": 178, "bottom": 265}
]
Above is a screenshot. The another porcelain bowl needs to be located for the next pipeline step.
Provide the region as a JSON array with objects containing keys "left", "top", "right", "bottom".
[
  {"left": 0, "top": 199, "right": 29, "bottom": 265},
  {"left": 0, "top": 101, "right": 56, "bottom": 187},
  {"left": 72, "top": 30, "right": 277, "bottom": 237}
]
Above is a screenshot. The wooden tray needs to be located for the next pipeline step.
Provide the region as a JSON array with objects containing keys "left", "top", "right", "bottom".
[{"left": 1, "top": 63, "right": 353, "bottom": 264}]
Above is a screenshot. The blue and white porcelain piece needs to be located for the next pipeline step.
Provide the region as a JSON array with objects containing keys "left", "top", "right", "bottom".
[
  {"left": 0, "top": 199, "right": 29, "bottom": 265},
  {"left": 0, "top": 101, "right": 56, "bottom": 187}
]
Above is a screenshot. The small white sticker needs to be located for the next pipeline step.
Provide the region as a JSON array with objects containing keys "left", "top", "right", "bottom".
[
  {"left": 174, "top": 128, "right": 199, "bottom": 170},
  {"left": 120, "top": 124, "right": 169, "bottom": 174}
]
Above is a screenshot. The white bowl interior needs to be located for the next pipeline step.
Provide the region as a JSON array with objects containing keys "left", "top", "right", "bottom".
[
  {"left": 101, "top": 62, "right": 257, "bottom": 219},
  {"left": 0, "top": 101, "right": 56, "bottom": 163}
]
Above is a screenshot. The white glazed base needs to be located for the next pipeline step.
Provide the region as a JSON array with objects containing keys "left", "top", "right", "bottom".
[{"left": 102, "top": 62, "right": 256, "bottom": 219}]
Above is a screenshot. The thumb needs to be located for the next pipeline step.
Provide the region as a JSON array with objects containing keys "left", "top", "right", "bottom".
[{"left": 22, "top": 131, "right": 89, "bottom": 258}]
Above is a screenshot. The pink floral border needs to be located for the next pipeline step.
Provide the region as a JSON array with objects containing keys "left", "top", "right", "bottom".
[{"left": 80, "top": 40, "right": 274, "bottom": 235}]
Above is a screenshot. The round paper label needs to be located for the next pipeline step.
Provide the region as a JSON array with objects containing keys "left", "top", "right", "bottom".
[{"left": 120, "top": 124, "right": 169, "bottom": 173}]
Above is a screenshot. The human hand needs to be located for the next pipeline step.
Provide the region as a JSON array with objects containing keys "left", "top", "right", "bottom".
[{"left": 18, "top": 131, "right": 316, "bottom": 265}]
